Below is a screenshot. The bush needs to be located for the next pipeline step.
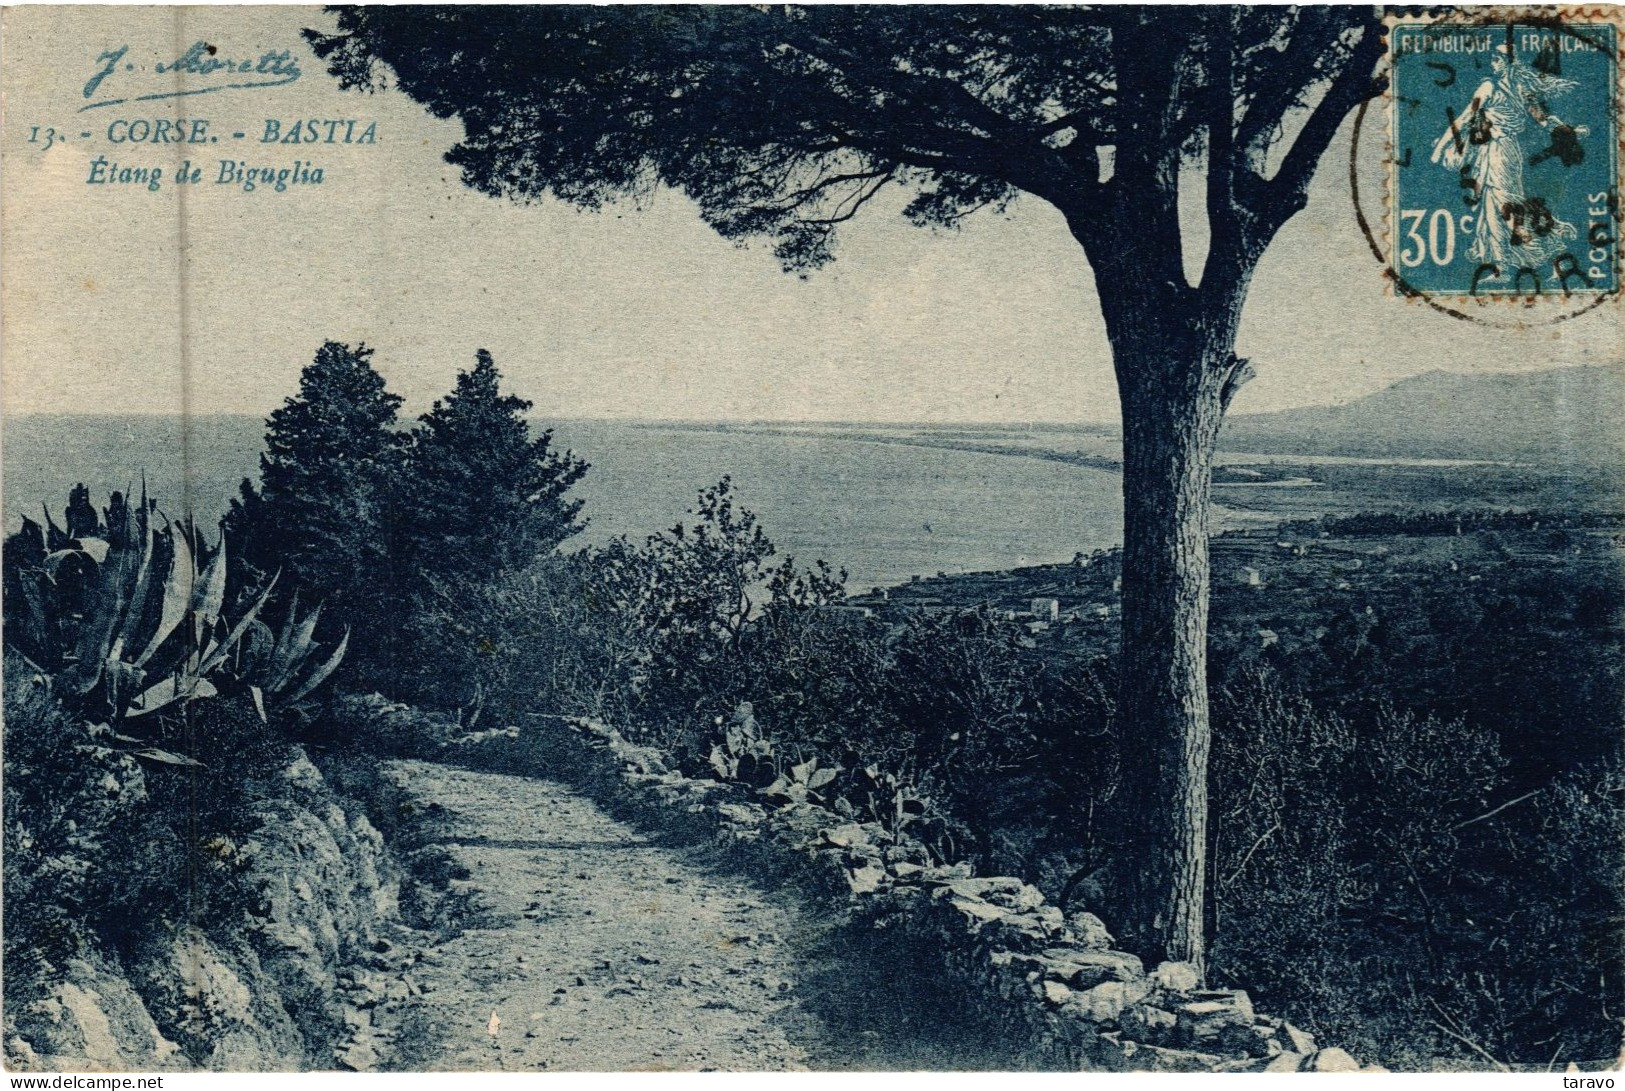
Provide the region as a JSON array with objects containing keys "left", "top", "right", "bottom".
[
  {"left": 1207, "top": 668, "right": 1625, "bottom": 1068},
  {"left": 2, "top": 662, "right": 147, "bottom": 994}
]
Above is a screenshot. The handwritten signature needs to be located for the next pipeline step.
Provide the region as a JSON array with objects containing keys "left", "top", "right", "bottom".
[{"left": 82, "top": 42, "right": 301, "bottom": 112}]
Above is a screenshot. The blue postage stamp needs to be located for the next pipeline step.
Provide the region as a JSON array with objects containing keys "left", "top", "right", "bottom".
[{"left": 1389, "top": 14, "right": 1619, "bottom": 297}]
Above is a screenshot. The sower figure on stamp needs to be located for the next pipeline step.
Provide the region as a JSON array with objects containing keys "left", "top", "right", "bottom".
[{"left": 1432, "top": 43, "right": 1583, "bottom": 281}]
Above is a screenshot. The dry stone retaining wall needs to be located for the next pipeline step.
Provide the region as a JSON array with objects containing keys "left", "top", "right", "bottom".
[{"left": 462, "top": 715, "right": 1383, "bottom": 1074}]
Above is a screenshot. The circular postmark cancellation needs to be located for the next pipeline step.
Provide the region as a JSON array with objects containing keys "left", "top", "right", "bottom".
[{"left": 1360, "top": 6, "right": 1623, "bottom": 321}]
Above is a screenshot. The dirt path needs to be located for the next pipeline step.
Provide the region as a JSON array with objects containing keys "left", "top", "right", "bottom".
[{"left": 367, "top": 759, "right": 1020, "bottom": 1072}]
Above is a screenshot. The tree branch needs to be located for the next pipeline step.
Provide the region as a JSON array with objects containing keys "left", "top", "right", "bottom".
[
  {"left": 801, "top": 167, "right": 898, "bottom": 225},
  {"left": 763, "top": 166, "right": 895, "bottom": 217},
  {"left": 1234, "top": 8, "right": 1326, "bottom": 167},
  {"left": 1259, "top": 19, "right": 1386, "bottom": 229}
]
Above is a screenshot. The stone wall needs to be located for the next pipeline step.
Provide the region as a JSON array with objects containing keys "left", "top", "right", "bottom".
[
  {"left": 5, "top": 751, "right": 401, "bottom": 1072},
  {"left": 463, "top": 715, "right": 1384, "bottom": 1074}
]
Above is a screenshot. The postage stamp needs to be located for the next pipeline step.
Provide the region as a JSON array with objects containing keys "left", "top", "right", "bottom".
[{"left": 1387, "top": 11, "right": 1620, "bottom": 298}]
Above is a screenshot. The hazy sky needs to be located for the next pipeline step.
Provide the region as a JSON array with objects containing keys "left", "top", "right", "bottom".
[{"left": 3, "top": 6, "right": 1620, "bottom": 423}]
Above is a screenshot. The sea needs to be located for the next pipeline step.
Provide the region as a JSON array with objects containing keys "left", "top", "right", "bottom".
[{"left": 1, "top": 416, "right": 1125, "bottom": 592}]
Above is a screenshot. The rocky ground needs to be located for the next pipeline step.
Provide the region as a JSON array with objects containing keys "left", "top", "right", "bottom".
[{"left": 357, "top": 759, "right": 1023, "bottom": 1071}]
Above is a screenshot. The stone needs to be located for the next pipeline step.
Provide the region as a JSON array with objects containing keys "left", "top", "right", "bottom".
[
  {"left": 1134, "top": 1043, "right": 1229, "bottom": 1072},
  {"left": 1033, "top": 905, "right": 1067, "bottom": 935},
  {"left": 1281, "top": 1021, "right": 1317, "bottom": 1055},
  {"left": 947, "top": 896, "right": 1009, "bottom": 925},
  {"left": 984, "top": 883, "right": 1046, "bottom": 912},
  {"left": 932, "top": 861, "right": 975, "bottom": 880},
  {"left": 820, "top": 823, "right": 883, "bottom": 849},
  {"left": 1041, "top": 979, "right": 1073, "bottom": 1005},
  {"left": 1118, "top": 1003, "right": 1178, "bottom": 1045},
  {"left": 983, "top": 912, "right": 1059, "bottom": 951},
  {"left": 336, "top": 1034, "right": 379, "bottom": 1071},
  {"left": 1174, "top": 995, "right": 1253, "bottom": 1047},
  {"left": 1042, "top": 947, "right": 1144, "bottom": 987},
  {"left": 1190, "top": 988, "right": 1253, "bottom": 1020},
  {"left": 1243, "top": 1024, "right": 1284, "bottom": 1058},
  {"left": 1150, "top": 960, "right": 1201, "bottom": 995},
  {"left": 846, "top": 864, "right": 887, "bottom": 896},
  {"left": 1066, "top": 911, "right": 1114, "bottom": 949},
  {"left": 1069, "top": 977, "right": 1153, "bottom": 1024},
  {"left": 890, "top": 862, "right": 925, "bottom": 881},
  {"left": 1264, "top": 1052, "right": 1305, "bottom": 1072},
  {"left": 6, "top": 1036, "right": 40, "bottom": 1069},
  {"left": 715, "top": 802, "right": 766, "bottom": 826},
  {"left": 1305, "top": 1047, "right": 1362, "bottom": 1073},
  {"left": 928, "top": 876, "right": 1021, "bottom": 902}
]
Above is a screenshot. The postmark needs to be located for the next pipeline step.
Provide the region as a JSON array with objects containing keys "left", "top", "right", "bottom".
[{"left": 1382, "top": 8, "right": 1621, "bottom": 307}]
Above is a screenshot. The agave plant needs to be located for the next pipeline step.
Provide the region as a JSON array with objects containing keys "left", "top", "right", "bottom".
[{"left": 3, "top": 485, "right": 347, "bottom": 745}]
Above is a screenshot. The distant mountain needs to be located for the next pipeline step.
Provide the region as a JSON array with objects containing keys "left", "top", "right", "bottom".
[{"left": 1221, "top": 364, "right": 1625, "bottom": 464}]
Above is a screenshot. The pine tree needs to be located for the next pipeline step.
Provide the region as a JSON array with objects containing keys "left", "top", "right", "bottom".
[
  {"left": 399, "top": 349, "right": 587, "bottom": 585},
  {"left": 226, "top": 341, "right": 404, "bottom": 622}
]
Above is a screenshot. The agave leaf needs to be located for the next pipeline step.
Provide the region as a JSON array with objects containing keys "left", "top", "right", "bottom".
[
  {"left": 71, "top": 537, "right": 110, "bottom": 564},
  {"left": 808, "top": 767, "right": 838, "bottom": 790},
  {"left": 198, "top": 572, "right": 279, "bottom": 675},
  {"left": 191, "top": 530, "right": 228, "bottom": 632},
  {"left": 261, "top": 589, "right": 300, "bottom": 682},
  {"left": 134, "top": 521, "right": 193, "bottom": 668},
  {"left": 127, "top": 675, "right": 178, "bottom": 717},
  {"left": 249, "top": 685, "right": 266, "bottom": 723},
  {"left": 115, "top": 497, "right": 158, "bottom": 653},
  {"left": 41, "top": 504, "right": 70, "bottom": 552},
  {"left": 265, "top": 602, "right": 322, "bottom": 694},
  {"left": 790, "top": 758, "right": 817, "bottom": 784},
  {"left": 42, "top": 549, "right": 90, "bottom": 580},
  {"left": 282, "top": 627, "right": 348, "bottom": 705},
  {"left": 190, "top": 678, "right": 218, "bottom": 701},
  {"left": 59, "top": 554, "right": 127, "bottom": 696},
  {"left": 10, "top": 515, "right": 46, "bottom": 567},
  {"left": 129, "top": 747, "right": 204, "bottom": 768},
  {"left": 274, "top": 590, "right": 300, "bottom": 653},
  {"left": 237, "top": 618, "right": 275, "bottom": 676},
  {"left": 12, "top": 576, "right": 51, "bottom": 660}
]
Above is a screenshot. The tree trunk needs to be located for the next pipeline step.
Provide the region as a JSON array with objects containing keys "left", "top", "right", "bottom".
[{"left": 1110, "top": 327, "right": 1233, "bottom": 976}]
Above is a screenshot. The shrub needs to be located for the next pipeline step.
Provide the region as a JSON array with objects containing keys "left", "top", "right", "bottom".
[
  {"left": 1, "top": 662, "right": 147, "bottom": 994},
  {"left": 1207, "top": 668, "right": 1625, "bottom": 1068}
]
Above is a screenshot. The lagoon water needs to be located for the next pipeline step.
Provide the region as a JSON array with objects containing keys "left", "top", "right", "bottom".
[{"left": 2, "top": 416, "right": 1123, "bottom": 591}]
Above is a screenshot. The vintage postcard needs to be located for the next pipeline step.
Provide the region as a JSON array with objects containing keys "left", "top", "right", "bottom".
[{"left": 2, "top": 4, "right": 1622, "bottom": 1078}]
